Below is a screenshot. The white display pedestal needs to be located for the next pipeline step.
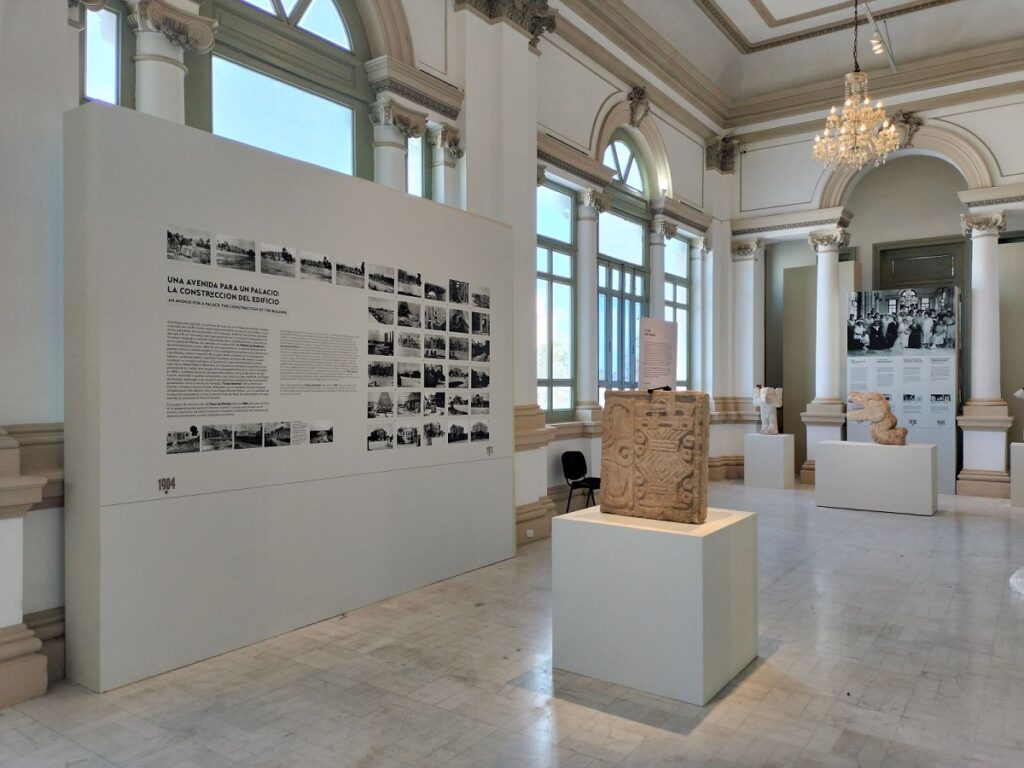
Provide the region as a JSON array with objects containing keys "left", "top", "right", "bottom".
[
  {"left": 744, "top": 433, "right": 795, "bottom": 489},
  {"left": 1011, "top": 443, "right": 1024, "bottom": 508},
  {"left": 816, "top": 441, "right": 937, "bottom": 516},
  {"left": 552, "top": 507, "right": 758, "bottom": 706}
]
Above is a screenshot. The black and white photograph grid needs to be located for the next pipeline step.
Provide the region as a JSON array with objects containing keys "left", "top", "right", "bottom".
[
  {"left": 472, "top": 311, "right": 490, "bottom": 336},
  {"left": 448, "top": 419, "right": 469, "bottom": 444},
  {"left": 423, "top": 419, "right": 445, "bottom": 446},
  {"left": 336, "top": 259, "right": 365, "bottom": 289},
  {"left": 449, "top": 279, "right": 469, "bottom": 305},
  {"left": 396, "top": 423, "right": 421, "bottom": 448},
  {"left": 471, "top": 420, "right": 490, "bottom": 442},
  {"left": 259, "top": 244, "right": 297, "bottom": 278},
  {"left": 423, "top": 391, "right": 446, "bottom": 416},
  {"left": 215, "top": 236, "right": 256, "bottom": 272},
  {"left": 448, "top": 335, "right": 469, "bottom": 361},
  {"left": 368, "top": 296, "right": 395, "bottom": 325},
  {"left": 397, "top": 390, "right": 422, "bottom": 417},
  {"left": 309, "top": 421, "right": 334, "bottom": 444},
  {"left": 263, "top": 421, "right": 291, "bottom": 446},
  {"left": 368, "top": 328, "right": 394, "bottom": 357},
  {"left": 423, "top": 333, "right": 446, "bottom": 359},
  {"left": 471, "top": 391, "right": 490, "bottom": 415},
  {"left": 471, "top": 285, "right": 490, "bottom": 309},
  {"left": 167, "top": 227, "right": 211, "bottom": 265},
  {"left": 471, "top": 338, "right": 490, "bottom": 362},
  {"left": 368, "top": 390, "right": 394, "bottom": 418},
  {"left": 398, "top": 300, "right": 421, "bottom": 328},
  {"left": 397, "top": 362, "right": 422, "bottom": 388},
  {"left": 424, "top": 278, "right": 447, "bottom": 302},
  {"left": 424, "top": 305, "right": 446, "bottom": 332},
  {"left": 367, "top": 422, "right": 393, "bottom": 451},
  {"left": 166, "top": 426, "right": 199, "bottom": 454},
  {"left": 397, "top": 268, "right": 422, "bottom": 297},
  {"left": 367, "top": 263, "right": 395, "bottom": 293},
  {"left": 424, "top": 363, "right": 446, "bottom": 388},
  {"left": 234, "top": 423, "right": 264, "bottom": 450},
  {"left": 397, "top": 331, "right": 421, "bottom": 358},
  {"left": 201, "top": 424, "right": 233, "bottom": 452},
  {"left": 448, "top": 392, "right": 469, "bottom": 416},
  {"left": 369, "top": 361, "right": 393, "bottom": 388},
  {"left": 300, "top": 252, "right": 333, "bottom": 284}
]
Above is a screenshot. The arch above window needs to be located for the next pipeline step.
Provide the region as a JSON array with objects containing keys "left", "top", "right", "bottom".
[{"left": 238, "top": 0, "right": 353, "bottom": 50}]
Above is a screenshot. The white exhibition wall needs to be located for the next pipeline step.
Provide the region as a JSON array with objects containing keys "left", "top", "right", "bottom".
[{"left": 64, "top": 103, "right": 515, "bottom": 692}]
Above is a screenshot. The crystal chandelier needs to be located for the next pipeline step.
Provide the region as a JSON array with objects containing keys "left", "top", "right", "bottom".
[{"left": 813, "top": 0, "right": 901, "bottom": 170}]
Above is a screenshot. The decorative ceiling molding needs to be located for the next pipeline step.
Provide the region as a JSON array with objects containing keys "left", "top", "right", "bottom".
[
  {"left": 453, "top": 0, "right": 557, "bottom": 50},
  {"left": 649, "top": 195, "right": 712, "bottom": 234},
  {"left": 694, "top": 0, "right": 962, "bottom": 54},
  {"left": 365, "top": 55, "right": 464, "bottom": 120},
  {"left": 537, "top": 132, "right": 616, "bottom": 189},
  {"left": 128, "top": 0, "right": 218, "bottom": 53},
  {"left": 732, "top": 206, "right": 851, "bottom": 237}
]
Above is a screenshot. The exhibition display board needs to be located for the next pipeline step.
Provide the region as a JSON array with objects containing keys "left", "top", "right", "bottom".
[{"left": 64, "top": 104, "right": 515, "bottom": 691}]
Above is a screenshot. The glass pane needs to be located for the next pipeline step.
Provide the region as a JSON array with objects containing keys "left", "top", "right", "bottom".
[
  {"left": 212, "top": 57, "right": 353, "bottom": 175},
  {"left": 536, "top": 246, "right": 549, "bottom": 274},
  {"left": 239, "top": 0, "right": 277, "bottom": 13},
  {"left": 552, "top": 386, "right": 572, "bottom": 411},
  {"left": 602, "top": 144, "right": 618, "bottom": 175},
  {"left": 677, "top": 309, "right": 689, "bottom": 383},
  {"left": 665, "top": 238, "right": 689, "bottom": 278},
  {"left": 623, "top": 272, "right": 632, "bottom": 294},
  {"left": 537, "top": 386, "right": 549, "bottom": 411},
  {"left": 632, "top": 300, "right": 642, "bottom": 385},
  {"left": 598, "top": 264, "right": 607, "bottom": 288},
  {"left": 537, "top": 186, "right": 573, "bottom": 244},
  {"left": 280, "top": 0, "right": 302, "bottom": 15},
  {"left": 611, "top": 296, "right": 619, "bottom": 383},
  {"left": 552, "top": 282, "right": 573, "bottom": 379},
  {"left": 634, "top": 275, "right": 644, "bottom": 297},
  {"left": 598, "top": 294, "right": 606, "bottom": 381},
  {"left": 624, "top": 299, "right": 632, "bottom": 384},
  {"left": 552, "top": 251, "right": 572, "bottom": 279},
  {"left": 85, "top": 9, "right": 118, "bottom": 105},
  {"left": 599, "top": 212, "right": 644, "bottom": 266},
  {"left": 536, "top": 278, "right": 549, "bottom": 379},
  {"left": 298, "top": 0, "right": 352, "bottom": 49},
  {"left": 611, "top": 267, "right": 620, "bottom": 291},
  {"left": 664, "top": 306, "right": 673, "bottom": 322},
  {"left": 407, "top": 135, "right": 423, "bottom": 197},
  {"left": 664, "top": 282, "right": 674, "bottom": 302},
  {"left": 624, "top": 158, "right": 643, "bottom": 192},
  {"left": 676, "top": 285, "right": 688, "bottom": 305}
]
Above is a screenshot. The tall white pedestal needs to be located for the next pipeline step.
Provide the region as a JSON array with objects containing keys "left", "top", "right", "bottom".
[
  {"left": 1011, "top": 443, "right": 1024, "bottom": 508},
  {"left": 552, "top": 507, "right": 758, "bottom": 706},
  {"left": 816, "top": 441, "right": 937, "bottom": 516},
  {"left": 744, "top": 433, "right": 795, "bottom": 489}
]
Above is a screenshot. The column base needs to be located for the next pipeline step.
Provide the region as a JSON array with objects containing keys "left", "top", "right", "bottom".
[
  {"left": 574, "top": 401, "right": 603, "bottom": 425},
  {"left": 800, "top": 459, "right": 816, "bottom": 486},
  {"left": 24, "top": 608, "right": 65, "bottom": 683},
  {"left": 0, "top": 623, "right": 47, "bottom": 709},
  {"left": 515, "top": 495, "right": 558, "bottom": 546},
  {"left": 957, "top": 404, "right": 1012, "bottom": 498},
  {"left": 800, "top": 402, "right": 846, "bottom": 486},
  {"left": 956, "top": 469, "right": 1011, "bottom": 499}
]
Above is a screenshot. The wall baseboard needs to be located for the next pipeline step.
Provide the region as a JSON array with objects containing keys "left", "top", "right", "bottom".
[{"left": 24, "top": 607, "right": 65, "bottom": 683}]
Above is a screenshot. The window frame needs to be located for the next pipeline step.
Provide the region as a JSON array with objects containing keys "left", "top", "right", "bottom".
[
  {"left": 536, "top": 181, "right": 577, "bottom": 422},
  {"left": 663, "top": 235, "right": 692, "bottom": 390},
  {"left": 79, "top": 0, "right": 135, "bottom": 108}
]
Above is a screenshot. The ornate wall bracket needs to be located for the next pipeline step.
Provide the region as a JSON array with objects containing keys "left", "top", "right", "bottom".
[
  {"left": 706, "top": 135, "right": 737, "bottom": 173},
  {"left": 128, "top": 0, "right": 217, "bottom": 53},
  {"left": 808, "top": 228, "right": 851, "bottom": 251},
  {"left": 627, "top": 86, "right": 651, "bottom": 128},
  {"left": 453, "top": 1, "right": 557, "bottom": 49},
  {"left": 370, "top": 97, "right": 428, "bottom": 138},
  {"left": 731, "top": 239, "right": 761, "bottom": 261},
  {"left": 890, "top": 110, "right": 923, "bottom": 148},
  {"left": 961, "top": 212, "right": 1006, "bottom": 236}
]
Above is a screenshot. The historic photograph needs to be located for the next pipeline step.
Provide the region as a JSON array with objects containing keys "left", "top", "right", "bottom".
[
  {"left": 424, "top": 278, "right": 447, "bottom": 302},
  {"left": 234, "top": 423, "right": 264, "bottom": 449},
  {"left": 424, "top": 363, "right": 446, "bottom": 388},
  {"left": 368, "top": 296, "right": 395, "bottom": 325},
  {"left": 423, "top": 391, "right": 446, "bottom": 416},
  {"left": 471, "top": 366, "right": 490, "bottom": 388},
  {"left": 848, "top": 287, "right": 958, "bottom": 356},
  {"left": 449, "top": 279, "right": 470, "bottom": 304},
  {"left": 259, "top": 244, "right": 296, "bottom": 278},
  {"left": 368, "top": 390, "right": 394, "bottom": 418},
  {"left": 335, "top": 259, "right": 365, "bottom": 289},
  {"left": 300, "top": 252, "right": 333, "bottom": 284},
  {"left": 448, "top": 336, "right": 469, "bottom": 361},
  {"left": 398, "top": 300, "right": 421, "bottom": 328},
  {"left": 396, "top": 424, "right": 421, "bottom": 448},
  {"left": 397, "top": 390, "right": 422, "bottom": 417},
  {"left": 167, "top": 228, "right": 211, "bottom": 265},
  {"left": 397, "top": 331, "right": 421, "bottom": 358},
  {"left": 448, "top": 393, "right": 469, "bottom": 416},
  {"left": 424, "top": 305, "right": 447, "bottom": 331},
  {"left": 423, "top": 333, "right": 446, "bottom": 359},
  {"left": 215, "top": 237, "right": 256, "bottom": 271},
  {"left": 397, "top": 362, "right": 422, "bottom": 387},
  {"left": 472, "top": 311, "right": 491, "bottom": 336},
  {"left": 449, "top": 308, "right": 470, "bottom": 334},
  {"left": 472, "top": 285, "right": 490, "bottom": 309},
  {"left": 423, "top": 420, "right": 445, "bottom": 446},
  {"left": 471, "top": 420, "right": 490, "bottom": 442},
  {"left": 166, "top": 426, "right": 199, "bottom": 454},
  {"left": 368, "top": 263, "right": 395, "bottom": 293},
  {"left": 368, "top": 328, "right": 394, "bottom": 356},
  {"left": 309, "top": 421, "right": 334, "bottom": 444},
  {"left": 448, "top": 365, "right": 468, "bottom": 388},
  {"left": 397, "top": 269, "right": 422, "bottom": 297},
  {"left": 367, "top": 423, "right": 393, "bottom": 451},
  {"left": 263, "top": 422, "right": 291, "bottom": 447},
  {"left": 931, "top": 393, "right": 952, "bottom": 403},
  {"left": 368, "top": 361, "right": 394, "bottom": 388},
  {"left": 448, "top": 419, "right": 469, "bottom": 444},
  {"left": 471, "top": 339, "right": 490, "bottom": 362},
  {"left": 471, "top": 391, "right": 490, "bottom": 415},
  {"left": 201, "top": 424, "right": 233, "bottom": 452}
]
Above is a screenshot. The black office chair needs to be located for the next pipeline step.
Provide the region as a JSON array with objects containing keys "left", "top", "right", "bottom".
[{"left": 561, "top": 450, "right": 601, "bottom": 514}]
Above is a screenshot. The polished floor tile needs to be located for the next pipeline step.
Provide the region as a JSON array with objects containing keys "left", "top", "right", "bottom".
[{"left": 4, "top": 482, "right": 1024, "bottom": 767}]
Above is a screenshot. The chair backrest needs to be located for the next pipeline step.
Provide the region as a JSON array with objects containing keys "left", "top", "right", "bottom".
[{"left": 561, "top": 450, "right": 588, "bottom": 483}]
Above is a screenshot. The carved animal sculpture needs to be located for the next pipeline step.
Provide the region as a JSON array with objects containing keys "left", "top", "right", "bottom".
[
  {"left": 752, "top": 386, "right": 783, "bottom": 435},
  {"left": 847, "top": 391, "right": 907, "bottom": 446}
]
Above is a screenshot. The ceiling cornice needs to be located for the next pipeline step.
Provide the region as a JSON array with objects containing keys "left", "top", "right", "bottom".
[{"left": 695, "top": 0, "right": 963, "bottom": 54}]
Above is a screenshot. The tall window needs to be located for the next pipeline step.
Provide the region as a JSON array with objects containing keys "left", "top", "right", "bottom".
[
  {"left": 407, "top": 135, "right": 424, "bottom": 197},
  {"left": 81, "top": 1, "right": 132, "bottom": 106},
  {"left": 664, "top": 237, "right": 690, "bottom": 389},
  {"left": 536, "top": 185, "right": 575, "bottom": 417},
  {"left": 598, "top": 211, "right": 646, "bottom": 400}
]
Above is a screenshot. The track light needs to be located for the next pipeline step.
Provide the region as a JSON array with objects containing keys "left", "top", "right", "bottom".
[{"left": 871, "top": 32, "right": 885, "bottom": 56}]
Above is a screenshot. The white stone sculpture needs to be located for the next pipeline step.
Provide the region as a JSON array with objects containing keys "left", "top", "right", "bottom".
[{"left": 752, "top": 386, "right": 783, "bottom": 435}]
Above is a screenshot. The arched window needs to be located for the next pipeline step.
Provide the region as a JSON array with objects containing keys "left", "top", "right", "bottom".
[{"left": 602, "top": 137, "right": 646, "bottom": 195}]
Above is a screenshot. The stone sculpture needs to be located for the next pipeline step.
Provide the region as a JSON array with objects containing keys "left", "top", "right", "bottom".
[
  {"left": 847, "top": 391, "right": 907, "bottom": 446},
  {"left": 600, "top": 390, "right": 710, "bottom": 524},
  {"left": 752, "top": 385, "right": 783, "bottom": 435}
]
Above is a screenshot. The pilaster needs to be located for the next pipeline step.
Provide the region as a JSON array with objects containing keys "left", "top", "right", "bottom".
[
  {"left": 730, "top": 238, "right": 764, "bottom": 406},
  {"left": 427, "top": 123, "right": 462, "bottom": 206},
  {"left": 648, "top": 218, "right": 675, "bottom": 322}
]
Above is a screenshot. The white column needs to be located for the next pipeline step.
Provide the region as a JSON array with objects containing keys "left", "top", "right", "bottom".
[
  {"left": 957, "top": 212, "right": 1013, "bottom": 496},
  {"left": 730, "top": 239, "right": 764, "bottom": 399},
  {"left": 427, "top": 123, "right": 461, "bottom": 206},
  {"left": 648, "top": 220, "right": 673, "bottom": 322},
  {"left": 370, "top": 97, "right": 425, "bottom": 191},
  {"left": 704, "top": 219, "right": 734, "bottom": 409},
  {"left": 576, "top": 189, "right": 607, "bottom": 422},
  {"left": 127, "top": 0, "right": 216, "bottom": 124},
  {"left": 690, "top": 238, "right": 706, "bottom": 393}
]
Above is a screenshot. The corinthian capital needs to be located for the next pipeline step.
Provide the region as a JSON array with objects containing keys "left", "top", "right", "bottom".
[
  {"left": 580, "top": 188, "right": 611, "bottom": 213},
  {"left": 651, "top": 219, "right": 677, "bottom": 238},
  {"left": 454, "top": 1, "right": 556, "bottom": 49},
  {"left": 370, "top": 97, "right": 427, "bottom": 138},
  {"left": 128, "top": 0, "right": 217, "bottom": 53},
  {"left": 808, "top": 228, "right": 850, "bottom": 251},
  {"left": 731, "top": 239, "right": 761, "bottom": 260},
  {"left": 961, "top": 212, "right": 1006, "bottom": 236},
  {"left": 427, "top": 123, "right": 463, "bottom": 158},
  {"left": 695, "top": 236, "right": 710, "bottom": 254}
]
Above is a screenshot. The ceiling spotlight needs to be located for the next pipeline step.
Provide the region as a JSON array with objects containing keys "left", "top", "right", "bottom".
[{"left": 871, "top": 32, "right": 885, "bottom": 55}]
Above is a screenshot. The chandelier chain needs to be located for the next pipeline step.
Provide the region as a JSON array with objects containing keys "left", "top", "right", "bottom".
[{"left": 853, "top": 0, "right": 860, "bottom": 73}]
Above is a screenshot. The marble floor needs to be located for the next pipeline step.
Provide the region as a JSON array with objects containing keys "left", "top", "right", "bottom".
[{"left": 3, "top": 482, "right": 1024, "bottom": 767}]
